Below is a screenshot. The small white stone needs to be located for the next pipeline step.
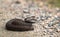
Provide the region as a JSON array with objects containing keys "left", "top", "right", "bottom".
[
  {"left": 56, "top": 8, "right": 59, "bottom": 11},
  {"left": 42, "top": 22, "right": 44, "bottom": 24},
  {"left": 54, "top": 15, "right": 58, "bottom": 18}
]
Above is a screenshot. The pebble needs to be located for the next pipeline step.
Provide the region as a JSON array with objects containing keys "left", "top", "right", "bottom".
[
  {"left": 0, "top": 0, "right": 60, "bottom": 37},
  {"left": 24, "top": 16, "right": 37, "bottom": 23},
  {"left": 23, "top": 8, "right": 29, "bottom": 13},
  {"left": 55, "top": 23, "right": 60, "bottom": 32},
  {"left": 55, "top": 8, "right": 60, "bottom": 12},
  {"left": 15, "top": 1, "right": 21, "bottom": 4}
]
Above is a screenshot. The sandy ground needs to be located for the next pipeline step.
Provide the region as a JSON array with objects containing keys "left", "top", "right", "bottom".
[{"left": 0, "top": 0, "right": 60, "bottom": 37}]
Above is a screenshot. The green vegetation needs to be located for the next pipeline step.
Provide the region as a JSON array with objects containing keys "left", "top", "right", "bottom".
[{"left": 48, "top": 0, "right": 60, "bottom": 7}]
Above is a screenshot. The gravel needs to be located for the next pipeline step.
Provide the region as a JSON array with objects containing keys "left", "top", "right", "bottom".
[{"left": 0, "top": 0, "right": 60, "bottom": 37}]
